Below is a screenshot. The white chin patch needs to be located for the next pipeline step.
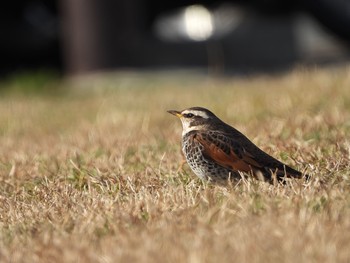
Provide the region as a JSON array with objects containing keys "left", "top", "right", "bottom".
[
  {"left": 181, "top": 120, "right": 204, "bottom": 135},
  {"left": 182, "top": 125, "right": 201, "bottom": 136}
]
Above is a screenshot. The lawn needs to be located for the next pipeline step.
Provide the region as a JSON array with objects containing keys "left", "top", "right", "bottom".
[{"left": 0, "top": 67, "right": 350, "bottom": 262}]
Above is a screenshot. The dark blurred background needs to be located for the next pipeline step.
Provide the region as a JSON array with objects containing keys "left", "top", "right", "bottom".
[{"left": 1, "top": 0, "right": 350, "bottom": 76}]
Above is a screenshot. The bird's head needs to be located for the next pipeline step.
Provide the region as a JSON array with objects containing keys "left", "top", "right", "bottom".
[{"left": 167, "top": 107, "right": 219, "bottom": 135}]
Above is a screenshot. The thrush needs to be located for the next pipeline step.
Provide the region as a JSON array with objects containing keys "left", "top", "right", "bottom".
[{"left": 168, "top": 107, "right": 307, "bottom": 183}]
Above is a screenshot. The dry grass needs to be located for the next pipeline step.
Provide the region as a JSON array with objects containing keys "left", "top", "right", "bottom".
[{"left": 0, "top": 66, "right": 350, "bottom": 262}]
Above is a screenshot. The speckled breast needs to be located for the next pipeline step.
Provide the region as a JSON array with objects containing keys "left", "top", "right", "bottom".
[{"left": 182, "top": 132, "right": 234, "bottom": 182}]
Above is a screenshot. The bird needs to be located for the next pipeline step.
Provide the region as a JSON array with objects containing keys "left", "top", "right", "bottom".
[{"left": 168, "top": 106, "right": 307, "bottom": 183}]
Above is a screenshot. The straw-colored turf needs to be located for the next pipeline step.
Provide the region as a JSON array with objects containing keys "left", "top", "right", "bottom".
[{"left": 0, "top": 67, "right": 350, "bottom": 262}]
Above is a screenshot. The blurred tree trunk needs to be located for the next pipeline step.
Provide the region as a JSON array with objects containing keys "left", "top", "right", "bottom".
[{"left": 60, "top": 0, "right": 145, "bottom": 75}]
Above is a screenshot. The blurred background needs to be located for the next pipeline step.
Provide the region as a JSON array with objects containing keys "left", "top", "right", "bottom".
[{"left": 1, "top": 0, "right": 350, "bottom": 77}]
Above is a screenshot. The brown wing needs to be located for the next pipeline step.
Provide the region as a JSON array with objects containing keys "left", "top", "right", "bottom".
[
  {"left": 194, "top": 131, "right": 303, "bottom": 180},
  {"left": 194, "top": 132, "right": 263, "bottom": 173}
]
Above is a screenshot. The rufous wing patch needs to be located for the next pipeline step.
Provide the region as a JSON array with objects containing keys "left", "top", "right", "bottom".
[{"left": 194, "top": 134, "right": 262, "bottom": 172}]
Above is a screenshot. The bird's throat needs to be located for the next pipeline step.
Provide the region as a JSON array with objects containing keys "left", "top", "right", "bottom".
[{"left": 182, "top": 125, "right": 206, "bottom": 136}]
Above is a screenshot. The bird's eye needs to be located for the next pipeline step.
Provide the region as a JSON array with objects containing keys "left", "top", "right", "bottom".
[{"left": 184, "top": 113, "right": 194, "bottom": 118}]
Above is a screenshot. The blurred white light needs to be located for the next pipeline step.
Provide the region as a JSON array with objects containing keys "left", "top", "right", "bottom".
[
  {"left": 184, "top": 5, "right": 213, "bottom": 41},
  {"left": 153, "top": 3, "right": 243, "bottom": 42}
]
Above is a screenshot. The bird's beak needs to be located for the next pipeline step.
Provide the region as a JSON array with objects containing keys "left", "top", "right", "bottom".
[{"left": 167, "top": 110, "right": 183, "bottom": 118}]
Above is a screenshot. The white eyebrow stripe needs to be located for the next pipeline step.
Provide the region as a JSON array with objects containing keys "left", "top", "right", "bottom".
[{"left": 182, "top": 110, "right": 209, "bottom": 119}]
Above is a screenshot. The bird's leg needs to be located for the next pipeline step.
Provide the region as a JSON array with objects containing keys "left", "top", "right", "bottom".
[
  {"left": 176, "top": 159, "right": 187, "bottom": 173},
  {"left": 176, "top": 151, "right": 187, "bottom": 173}
]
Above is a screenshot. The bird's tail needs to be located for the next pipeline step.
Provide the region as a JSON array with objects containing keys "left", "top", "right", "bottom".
[{"left": 262, "top": 165, "right": 309, "bottom": 183}]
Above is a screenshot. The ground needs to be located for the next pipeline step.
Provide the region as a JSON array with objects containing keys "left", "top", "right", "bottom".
[{"left": 0, "top": 67, "right": 350, "bottom": 262}]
